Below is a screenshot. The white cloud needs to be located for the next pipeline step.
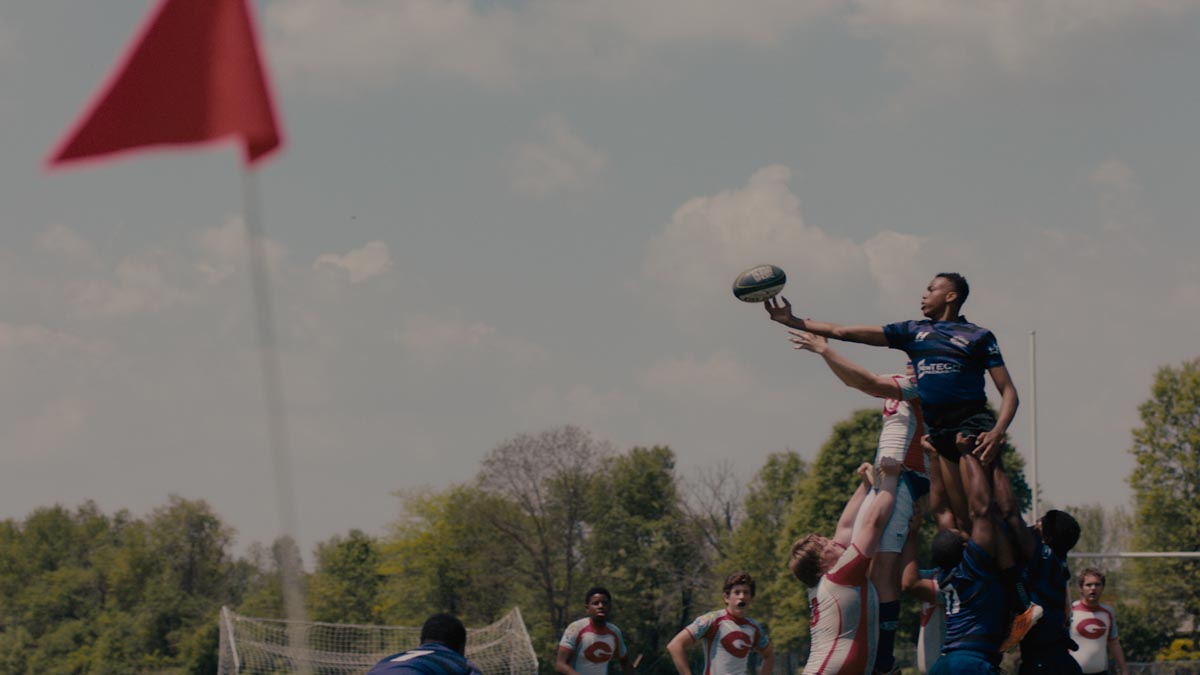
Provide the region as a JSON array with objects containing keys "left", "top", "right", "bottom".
[
  {"left": 313, "top": 240, "right": 393, "bottom": 283},
  {"left": 397, "top": 312, "right": 545, "bottom": 367},
  {"left": 862, "top": 230, "right": 924, "bottom": 294},
  {"left": 643, "top": 165, "right": 922, "bottom": 309},
  {"left": 848, "top": 0, "right": 1196, "bottom": 81},
  {"left": 36, "top": 224, "right": 94, "bottom": 262},
  {"left": 74, "top": 249, "right": 193, "bottom": 317},
  {"left": 641, "top": 351, "right": 755, "bottom": 401},
  {"left": 266, "top": 0, "right": 521, "bottom": 88},
  {"left": 514, "top": 384, "right": 632, "bottom": 428},
  {"left": 1, "top": 397, "right": 87, "bottom": 459},
  {"left": 262, "top": 0, "right": 1197, "bottom": 92},
  {"left": 264, "top": 0, "right": 836, "bottom": 90},
  {"left": 509, "top": 116, "right": 607, "bottom": 196},
  {"left": 0, "top": 322, "right": 90, "bottom": 355},
  {"left": 194, "top": 216, "right": 288, "bottom": 285}
]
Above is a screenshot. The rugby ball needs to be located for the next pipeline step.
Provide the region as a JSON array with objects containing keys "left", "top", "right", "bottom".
[{"left": 732, "top": 264, "right": 786, "bottom": 302}]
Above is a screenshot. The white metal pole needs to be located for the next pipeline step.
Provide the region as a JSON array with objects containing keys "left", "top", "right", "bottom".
[
  {"left": 1030, "top": 330, "right": 1039, "bottom": 522},
  {"left": 242, "top": 169, "right": 310, "bottom": 674}
]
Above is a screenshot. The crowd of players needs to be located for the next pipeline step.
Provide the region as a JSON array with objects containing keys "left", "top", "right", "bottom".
[{"left": 368, "top": 274, "right": 1128, "bottom": 675}]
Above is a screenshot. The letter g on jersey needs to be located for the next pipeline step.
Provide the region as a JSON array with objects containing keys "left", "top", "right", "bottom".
[
  {"left": 1076, "top": 618, "right": 1107, "bottom": 640},
  {"left": 720, "top": 632, "right": 752, "bottom": 658},
  {"left": 584, "top": 642, "right": 614, "bottom": 663}
]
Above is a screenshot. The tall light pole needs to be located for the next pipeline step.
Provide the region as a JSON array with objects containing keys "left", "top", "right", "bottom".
[{"left": 1030, "top": 330, "right": 1039, "bottom": 522}]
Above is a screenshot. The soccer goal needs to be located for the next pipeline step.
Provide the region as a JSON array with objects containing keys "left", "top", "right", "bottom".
[{"left": 218, "top": 606, "right": 539, "bottom": 674}]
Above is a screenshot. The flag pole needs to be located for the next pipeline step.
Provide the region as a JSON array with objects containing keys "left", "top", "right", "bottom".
[{"left": 242, "top": 168, "right": 310, "bottom": 671}]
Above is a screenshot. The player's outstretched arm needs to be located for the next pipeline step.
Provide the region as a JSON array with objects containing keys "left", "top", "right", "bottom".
[
  {"left": 789, "top": 330, "right": 903, "bottom": 399},
  {"left": 975, "top": 364, "right": 1019, "bottom": 465},
  {"left": 923, "top": 436, "right": 968, "bottom": 532},
  {"left": 555, "top": 647, "right": 580, "bottom": 675},
  {"left": 666, "top": 630, "right": 695, "bottom": 675},
  {"left": 900, "top": 521, "right": 939, "bottom": 605},
  {"left": 833, "top": 464, "right": 874, "bottom": 546},
  {"left": 962, "top": 451, "right": 997, "bottom": 558},
  {"left": 764, "top": 296, "right": 888, "bottom": 346},
  {"left": 991, "top": 454, "right": 1035, "bottom": 562},
  {"left": 851, "top": 457, "right": 901, "bottom": 559}
]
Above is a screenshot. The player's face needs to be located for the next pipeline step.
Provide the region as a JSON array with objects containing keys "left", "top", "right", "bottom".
[
  {"left": 1080, "top": 575, "right": 1104, "bottom": 606},
  {"left": 724, "top": 584, "right": 754, "bottom": 616},
  {"left": 920, "top": 277, "right": 955, "bottom": 319},
  {"left": 819, "top": 537, "right": 846, "bottom": 572},
  {"left": 586, "top": 593, "right": 611, "bottom": 623}
]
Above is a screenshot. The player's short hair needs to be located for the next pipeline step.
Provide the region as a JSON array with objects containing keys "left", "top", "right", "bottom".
[
  {"left": 420, "top": 613, "right": 468, "bottom": 655},
  {"left": 788, "top": 536, "right": 825, "bottom": 588},
  {"left": 931, "top": 529, "right": 967, "bottom": 571},
  {"left": 936, "top": 272, "right": 970, "bottom": 306},
  {"left": 723, "top": 570, "right": 756, "bottom": 596},
  {"left": 1079, "top": 567, "right": 1106, "bottom": 588},
  {"left": 1041, "top": 509, "right": 1081, "bottom": 558},
  {"left": 584, "top": 586, "right": 611, "bottom": 603}
]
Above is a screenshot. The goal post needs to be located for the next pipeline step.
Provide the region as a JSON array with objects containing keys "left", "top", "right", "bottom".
[{"left": 218, "top": 606, "right": 539, "bottom": 674}]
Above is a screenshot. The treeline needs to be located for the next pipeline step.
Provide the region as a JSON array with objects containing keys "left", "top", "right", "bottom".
[
  {"left": 0, "top": 412, "right": 1024, "bottom": 674},
  {"left": 1, "top": 358, "right": 1197, "bottom": 673}
]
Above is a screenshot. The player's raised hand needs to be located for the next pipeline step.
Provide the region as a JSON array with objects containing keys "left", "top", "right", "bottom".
[
  {"left": 856, "top": 462, "right": 874, "bottom": 485},
  {"left": 788, "top": 330, "right": 828, "bottom": 354},
  {"left": 764, "top": 296, "right": 798, "bottom": 326}
]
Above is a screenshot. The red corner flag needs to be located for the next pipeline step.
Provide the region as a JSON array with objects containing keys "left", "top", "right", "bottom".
[{"left": 48, "top": 0, "right": 283, "bottom": 168}]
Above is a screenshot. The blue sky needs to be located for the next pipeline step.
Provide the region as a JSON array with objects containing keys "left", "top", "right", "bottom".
[{"left": 2, "top": 0, "right": 1199, "bottom": 557}]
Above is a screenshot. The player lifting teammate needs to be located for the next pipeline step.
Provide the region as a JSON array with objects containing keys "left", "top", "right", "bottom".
[
  {"left": 767, "top": 272, "right": 1042, "bottom": 647},
  {"left": 789, "top": 457, "right": 902, "bottom": 674},
  {"left": 788, "top": 331, "right": 929, "bottom": 674}
]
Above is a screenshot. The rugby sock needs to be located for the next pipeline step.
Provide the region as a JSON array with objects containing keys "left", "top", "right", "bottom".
[{"left": 874, "top": 600, "right": 900, "bottom": 673}]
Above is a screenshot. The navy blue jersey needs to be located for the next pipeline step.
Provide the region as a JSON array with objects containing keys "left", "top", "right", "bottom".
[
  {"left": 1021, "top": 538, "right": 1072, "bottom": 649},
  {"left": 882, "top": 318, "right": 1004, "bottom": 419},
  {"left": 368, "top": 642, "right": 483, "bottom": 675},
  {"left": 938, "top": 540, "right": 1006, "bottom": 656}
]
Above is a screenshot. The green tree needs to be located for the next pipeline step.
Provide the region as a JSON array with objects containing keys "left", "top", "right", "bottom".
[
  {"left": 583, "top": 446, "right": 702, "bottom": 673},
  {"left": 379, "top": 485, "right": 521, "bottom": 627},
  {"left": 309, "top": 529, "right": 385, "bottom": 624},
  {"left": 725, "top": 451, "right": 807, "bottom": 626},
  {"left": 773, "top": 408, "right": 880, "bottom": 652},
  {"left": 684, "top": 459, "right": 745, "bottom": 564},
  {"left": 237, "top": 536, "right": 306, "bottom": 620},
  {"left": 477, "top": 425, "right": 607, "bottom": 641},
  {"left": 1128, "top": 358, "right": 1200, "bottom": 648}
]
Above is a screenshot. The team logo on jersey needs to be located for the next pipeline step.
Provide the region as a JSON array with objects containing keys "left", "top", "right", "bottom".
[
  {"left": 584, "top": 640, "right": 614, "bottom": 663},
  {"left": 1075, "top": 617, "right": 1108, "bottom": 640},
  {"left": 915, "top": 331, "right": 931, "bottom": 341},
  {"left": 720, "top": 631, "right": 753, "bottom": 658},
  {"left": 987, "top": 343, "right": 1000, "bottom": 356},
  {"left": 916, "top": 359, "right": 961, "bottom": 379}
]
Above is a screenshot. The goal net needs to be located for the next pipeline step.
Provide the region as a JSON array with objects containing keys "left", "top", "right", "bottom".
[{"left": 218, "top": 606, "right": 539, "bottom": 674}]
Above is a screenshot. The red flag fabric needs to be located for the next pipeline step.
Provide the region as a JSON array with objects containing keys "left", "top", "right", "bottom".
[{"left": 48, "top": 0, "right": 283, "bottom": 168}]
